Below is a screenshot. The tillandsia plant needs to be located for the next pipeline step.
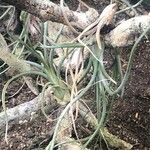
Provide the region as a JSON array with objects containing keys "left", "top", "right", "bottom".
[{"left": 0, "top": 1, "right": 150, "bottom": 150}]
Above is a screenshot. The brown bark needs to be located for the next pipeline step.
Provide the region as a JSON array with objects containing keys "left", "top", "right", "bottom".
[
  {"left": 2, "top": 0, "right": 150, "bottom": 48},
  {"left": 105, "top": 14, "right": 150, "bottom": 47},
  {"left": 2, "top": 0, "right": 99, "bottom": 30}
]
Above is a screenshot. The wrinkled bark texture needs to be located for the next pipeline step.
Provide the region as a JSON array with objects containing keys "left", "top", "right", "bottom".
[
  {"left": 2, "top": 0, "right": 99, "bottom": 30},
  {"left": 1, "top": 0, "right": 150, "bottom": 47}
]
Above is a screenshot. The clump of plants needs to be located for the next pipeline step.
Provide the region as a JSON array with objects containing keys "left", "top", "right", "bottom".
[{"left": 0, "top": 0, "right": 149, "bottom": 149}]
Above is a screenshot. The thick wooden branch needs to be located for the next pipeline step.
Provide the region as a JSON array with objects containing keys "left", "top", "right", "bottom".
[
  {"left": 2, "top": 0, "right": 150, "bottom": 47},
  {"left": 0, "top": 96, "right": 86, "bottom": 149},
  {"left": 0, "top": 97, "right": 39, "bottom": 127},
  {"left": 105, "top": 14, "right": 150, "bottom": 47},
  {"left": 2, "top": 0, "right": 98, "bottom": 30}
]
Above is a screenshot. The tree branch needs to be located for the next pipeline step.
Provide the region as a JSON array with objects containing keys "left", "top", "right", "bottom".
[
  {"left": 2, "top": 0, "right": 150, "bottom": 47},
  {"left": 105, "top": 14, "right": 150, "bottom": 47},
  {"left": 2, "top": 0, "right": 99, "bottom": 30}
]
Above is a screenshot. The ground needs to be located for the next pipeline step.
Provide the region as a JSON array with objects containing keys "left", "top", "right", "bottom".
[{"left": 108, "top": 39, "right": 150, "bottom": 149}]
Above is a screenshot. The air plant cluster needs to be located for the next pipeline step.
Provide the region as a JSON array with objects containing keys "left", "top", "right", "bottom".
[{"left": 0, "top": 1, "right": 149, "bottom": 149}]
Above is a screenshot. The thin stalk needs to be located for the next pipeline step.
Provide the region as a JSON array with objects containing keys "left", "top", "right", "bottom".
[
  {"left": 112, "top": 26, "right": 150, "bottom": 95},
  {"left": 77, "top": 57, "right": 92, "bottom": 84},
  {"left": 0, "top": 62, "right": 6, "bottom": 68},
  {"left": 48, "top": 47, "right": 57, "bottom": 77},
  {"left": 40, "top": 43, "right": 84, "bottom": 49},
  {"left": 26, "top": 61, "right": 43, "bottom": 70},
  {"left": 54, "top": 25, "right": 64, "bottom": 43},
  {"left": 115, "top": 49, "right": 124, "bottom": 97},
  {"left": 17, "top": 34, "right": 28, "bottom": 58},
  {"left": 83, "top": 84, "right": 107, "bottom": 148},
  {"left": 120, "top": 0, "right": 138, "bottom": 15},
  {"left": 0, "top": 7, "right": 11, "bottom": 20},
  {"left": 39, "top": 82, "right": 51, "bottom": 119},
  {"left": 95, "top": 75, "right": 102, "bottom": 121},
  {"left": 57, "top": 48, "right": 74, "bottom": 75},
  {"left": 43, "top": 22, "right": 49, "bottom": 64},
  {"left": 18, "top": 39, "right": 48, "bottom": 67},
  {"left": 0, "top": 5, "right": 13, "bottom": 8},
  {"left": 102, "top": 26, "right": 150, "bottom": 95},
  {"left": 8, "top": 13, "right": 29, "bottom": 54},
  {"left": 116, "top": 0, "right": 143, "bottom": 14},
  {"left": 48, "top": 56, "right": 98, "bottom": 150},
  {"left": 0, "top": 67, "right": 10, "bottom": 75}
]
